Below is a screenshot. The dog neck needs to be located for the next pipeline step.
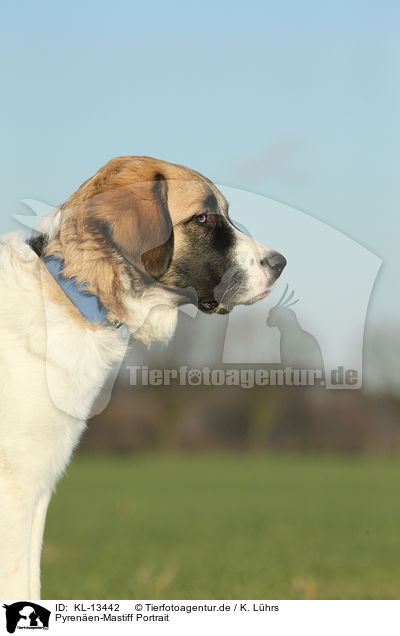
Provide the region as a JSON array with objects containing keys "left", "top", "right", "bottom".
[{"left": 27, "top": 234, "right": 122, "bottom": 329}]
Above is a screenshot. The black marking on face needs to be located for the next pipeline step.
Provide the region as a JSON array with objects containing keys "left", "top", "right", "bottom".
[
  {"left": 211, "top": 214, "right": 235, "bottom": 252},
  {"left": 161, "top": 204, "right": 247, "bottom": 313},
  {"left": 204, "top": 192, "right": 218, "bottom": 213}
]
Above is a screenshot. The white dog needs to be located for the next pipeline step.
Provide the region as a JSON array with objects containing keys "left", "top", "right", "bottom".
[{"left": 0, "top": 156, "right": 286, "bottom": 598}]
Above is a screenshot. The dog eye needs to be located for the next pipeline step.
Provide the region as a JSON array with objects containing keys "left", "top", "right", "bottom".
[{"left": 195, "top": 214, "right": 208, "bottom": 224}]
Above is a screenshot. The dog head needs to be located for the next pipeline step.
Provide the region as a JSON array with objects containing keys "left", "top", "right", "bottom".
[{"left": 43, "top": 156, "right": 286, "bottom": 342}]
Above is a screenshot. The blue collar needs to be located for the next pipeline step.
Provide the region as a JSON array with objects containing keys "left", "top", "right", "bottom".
[
  {"left": 27, "top": 235, "right": 122, "bottom": 328},
  {"left": 42, "top": 255, "right": 120, "bottom": 327}
]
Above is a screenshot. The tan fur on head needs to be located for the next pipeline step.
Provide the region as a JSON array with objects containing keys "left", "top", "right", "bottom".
[{"left": 43, "top": 156, "right": 222, "bottom": 331}]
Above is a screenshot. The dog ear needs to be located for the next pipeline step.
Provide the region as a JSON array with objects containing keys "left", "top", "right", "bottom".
[{"left": 88, "top": 172, "right": 174, "bottom": 280}]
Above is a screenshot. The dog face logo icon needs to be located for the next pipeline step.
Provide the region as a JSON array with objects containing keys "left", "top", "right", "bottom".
[{"left": 2, "top": 603, "right": 50, "bottom": 633}]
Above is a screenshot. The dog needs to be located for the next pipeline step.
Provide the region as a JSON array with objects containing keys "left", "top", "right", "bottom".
[{"left": 0, "top": 156, "right": 286, "bottom": 599}]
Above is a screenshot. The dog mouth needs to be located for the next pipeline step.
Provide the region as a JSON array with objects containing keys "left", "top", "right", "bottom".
[
  {"left": 199, "top": 299, "right": 220, "bottom": 313},
  {"left": 199, "top": 288, "right": 271, "bottom": 315},
  {"left": 199, "top": 298, "right": 232, "bottom": 314},
  {"left": 242, "top": 288, "right": 271, "bottom": 305}
]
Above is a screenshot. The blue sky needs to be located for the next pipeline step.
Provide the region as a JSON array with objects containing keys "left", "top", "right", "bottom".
[{"left": 2, "top": 0, "right": 399, "bottom": 328}]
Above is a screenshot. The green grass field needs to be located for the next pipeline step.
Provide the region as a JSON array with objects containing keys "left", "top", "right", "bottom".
[{"left": 42, "top": 454, "right": 400, "bottom": 599}]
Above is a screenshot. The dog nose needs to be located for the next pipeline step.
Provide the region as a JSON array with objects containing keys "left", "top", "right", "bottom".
[{"left": 261, "top": 252, "right": 287, "bottom": 277}]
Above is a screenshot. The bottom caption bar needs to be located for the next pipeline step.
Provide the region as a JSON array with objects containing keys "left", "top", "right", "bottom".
[{"left": 1, "top": 600, "right": 398, "bottom": 634}]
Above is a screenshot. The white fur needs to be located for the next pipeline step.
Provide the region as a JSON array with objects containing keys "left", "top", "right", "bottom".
[
  {"left": 0, "top": 232, "right": 130, "bottom": 599},
  {"left": 219, "top": 229, "right": 277, "bottom": 310},
  {"left": 124, "top": 288, "right": 179, "bottom": 346},
  {"left": 0, "top": 219, "right": 280, "bottom": 599}
]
